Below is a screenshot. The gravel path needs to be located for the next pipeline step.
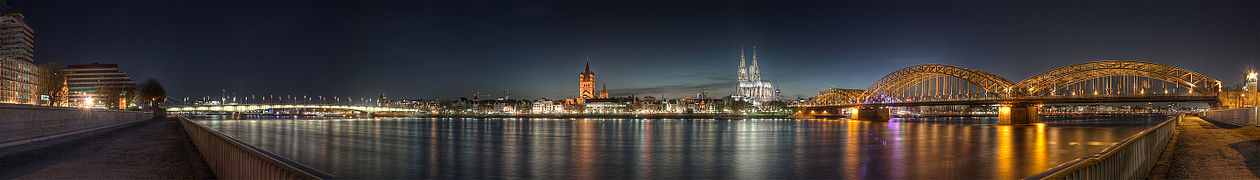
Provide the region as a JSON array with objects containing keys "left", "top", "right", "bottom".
[
  {"left": 1149, "top": 116, "right": 1260, "bottom": 179},
  {"left": 0, "top": 118, "right": 213, "bottom": 179}
]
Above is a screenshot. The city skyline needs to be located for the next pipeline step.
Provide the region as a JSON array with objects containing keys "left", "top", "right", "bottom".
[
  {"left": 0, "top": 1, "right": 1257, "bottom": 179},
  {"left": 8, "top": 1, "right": 1257, "bottom": 100}
]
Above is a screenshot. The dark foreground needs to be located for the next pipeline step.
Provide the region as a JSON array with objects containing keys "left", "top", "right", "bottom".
[
  {"left": 0, "top": 118, "right": 213, "bottom": 179},
  {"left": 1150, "top": 116, "right": 1260, "bottom": 179}
]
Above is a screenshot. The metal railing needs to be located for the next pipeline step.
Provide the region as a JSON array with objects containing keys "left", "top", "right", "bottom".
[
  {"left": 1025, "top": 114, "right": 1180, "bottom": 179},
  {"left": 178, "top": 116, "right": 333, "bottom": 179}
]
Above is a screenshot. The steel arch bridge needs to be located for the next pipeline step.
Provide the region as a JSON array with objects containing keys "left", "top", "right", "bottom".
[
  {"left": 861, "top": 64, "right": 1017, "bottom": 104},
  {"left": 166, "top": 104, "right": 427, "bottom": 113},
  {"left": 798, "top": 60, "right": 1223, "bottom": 124},
  {"left": 809, "top": 88, "right": 865, "bottom": 105},
  {"left": 1014, "top": 60, "right": 1221, "bottom": 96}
]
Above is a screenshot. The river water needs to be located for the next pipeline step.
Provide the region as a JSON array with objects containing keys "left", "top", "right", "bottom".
[{"left": 191, "top": 116, "right": 1166, "bottom": 179}]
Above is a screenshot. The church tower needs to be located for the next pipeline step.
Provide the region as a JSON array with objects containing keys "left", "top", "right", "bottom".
[
  {"left": 599, "top": 83, "right": 609, "bottom": 98},
  {"left": 749, "top": 46, "right": 761, "bottom": 82},
  {"left": 737, "top": 45, "right": 748, "bottom": 82},
  {"left": 579, "top": 58, "right": 596, "bottom": 99}
]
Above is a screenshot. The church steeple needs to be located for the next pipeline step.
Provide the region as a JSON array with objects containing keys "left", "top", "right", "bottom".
[
  {"left": 584, "top": 56, "right": 592, "bottom": 74},
  {"left": 749, "top": 46, "right": 761, "bottom": 82},
  {"left": 599, "top": 83, "right": 609, "bottom": 98},
  {"left": 579, "top": 57, "right": 597, "bottom": 100},
  {"left": 737, "top": 45, "right": 749, "bottom": 82}
]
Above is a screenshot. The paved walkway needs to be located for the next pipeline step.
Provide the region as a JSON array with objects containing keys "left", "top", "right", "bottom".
[
  {"left": 1150, "top": 116, "right": 1260, "bottom": 179},
  {"left": 0, "top": 118, "right": 213, "bottom": 179}
]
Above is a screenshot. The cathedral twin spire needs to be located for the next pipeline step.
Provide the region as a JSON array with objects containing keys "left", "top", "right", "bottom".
[{"left": 737, "top": 45, "right": 761, "bottom": 82}]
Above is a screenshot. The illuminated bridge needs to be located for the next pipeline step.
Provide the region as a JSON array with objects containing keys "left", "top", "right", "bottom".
[
  {"left": 167, "top": 104, "right": 427, "bottom": 115},
  {"left": 796, "top": 60, "right": 1224, "bottom": 124}
]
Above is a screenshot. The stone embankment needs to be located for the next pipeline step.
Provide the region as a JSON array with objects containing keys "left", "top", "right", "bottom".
[
  {"left": 1149, "top": 116, "right": 1260, "bottom": 179},
  {"left": 0, "top": 118, "right": 213, "bottom": 179}
]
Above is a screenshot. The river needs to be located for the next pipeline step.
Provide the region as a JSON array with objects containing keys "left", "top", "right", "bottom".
[{"left": 191, "top": 116, "right": 1167, "bottom": 179}]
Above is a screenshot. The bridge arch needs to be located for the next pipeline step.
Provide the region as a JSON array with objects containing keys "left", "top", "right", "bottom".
[
  {"left": 862, "top": 64, "right": 1016, "bottom": 103},
  {"left": 1014, "top": 60, "right": 1222, "bottom": 96},
  {"left": 810, "top": 88, "right": 865, "bottom": 105}
]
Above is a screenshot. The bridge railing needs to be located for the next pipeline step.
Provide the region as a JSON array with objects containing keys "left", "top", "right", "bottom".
[
  {"left": 177, "top": 116, "right": 333, "bottom": 179},
  {"left": 1024, "top": 114, "right": 1180, "bottom": 180}
]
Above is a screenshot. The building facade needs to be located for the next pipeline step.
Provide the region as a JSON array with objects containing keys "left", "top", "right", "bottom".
[
  {"left": 584, "top": 96, "right": 636, "bottom": 114},
  {"left": 61, "top": 63, "right": 136, "bottom": 108},
  {"left": 0, "top": 11, "right": 35, "bottom": 105},
  {"left": 579, "top": 61, "right": 596, "bottom": 100},
  {"left": 736, "top": 46, "right": 776, "bottom": 105},
  {"left": 598, "top": 83, "right": 608, "bottom": 98}
]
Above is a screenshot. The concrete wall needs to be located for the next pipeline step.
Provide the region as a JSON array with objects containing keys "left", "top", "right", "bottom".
[
  {"left": 1201, "top": 107, "right": 1260, "bottom": 126},
  {"left": 0, "top": 103, "right": 151, "bottom": 147}
]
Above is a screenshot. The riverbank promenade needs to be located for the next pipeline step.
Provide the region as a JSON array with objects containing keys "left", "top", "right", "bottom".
[
  {"left": 1150, "top": 116, "right": 1260, "bottom": 179},
  {"left": 0, "top": 118, "right": 213, "bottom": 179}
]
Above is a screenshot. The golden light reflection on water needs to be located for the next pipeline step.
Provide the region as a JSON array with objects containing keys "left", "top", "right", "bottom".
[
  {"left": 843, "top": 119, "right": 861, "bottom": 179},
  {"left": 996, "top": 125, "right": 1014, "bottom": 180},
  {"left": 1034, "top": 123, "right": 1047, "bottom": 173},
  {"left": 571, "top": 119, "right": 596, "bottom": 180}
]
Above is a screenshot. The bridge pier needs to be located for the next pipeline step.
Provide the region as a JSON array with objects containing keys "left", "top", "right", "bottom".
[
  {"left": 852, "top": 106, "right": 891, "bottom": 121},
  {"left": 998, "top": 104, "right": 1040, "bottom": 125}
]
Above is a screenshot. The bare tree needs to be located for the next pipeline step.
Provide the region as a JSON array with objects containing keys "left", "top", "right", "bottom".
[{"left": 35, "top": 62, "right": 66, "bottom": 106}]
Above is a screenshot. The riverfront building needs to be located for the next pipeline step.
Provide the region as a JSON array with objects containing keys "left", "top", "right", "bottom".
[
  {"left": 61, "top": 63, "right": 136, "bottom": 109},
  {"left": 0, "top": 10, "right": 35, "bottom": 105},
  {"left": 736, "top": 46, "right": 776, "bottom": 105}
]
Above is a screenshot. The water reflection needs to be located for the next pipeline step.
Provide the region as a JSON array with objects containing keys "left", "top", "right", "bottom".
[{"left": 192, "top": 116, "right": 1165, "bottom": 179}]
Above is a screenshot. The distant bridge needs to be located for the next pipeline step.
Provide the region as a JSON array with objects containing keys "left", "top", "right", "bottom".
[
  {"left": 167, "top": 104, "right": 427, "bottom": 114},
  {"left": 796, "top": 60, "right": 1224, "bottom": 124}
]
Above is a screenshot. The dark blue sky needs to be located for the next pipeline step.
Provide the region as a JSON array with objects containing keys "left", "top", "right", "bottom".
[{"left": 12, "top": 1, "right": 1258, "bottom": 100}]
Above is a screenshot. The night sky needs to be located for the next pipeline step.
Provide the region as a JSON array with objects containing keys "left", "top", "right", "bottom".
[{"left": 11, "top": 1, "right": 1258, "bottom": 100}]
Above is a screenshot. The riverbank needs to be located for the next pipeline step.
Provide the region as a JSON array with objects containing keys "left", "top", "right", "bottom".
[
  {"left": 419, "top": 113, "right": 790, "bottom": 119},
  {"left": 0, "top": 118, "right": 213, "bottom": 179},
  {"left": 1148, "top": 116, "right": 1260, "bottom": 179}
]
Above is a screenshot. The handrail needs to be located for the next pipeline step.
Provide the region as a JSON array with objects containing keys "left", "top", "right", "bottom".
[
  {"left": 178, "top": 116, "right": 333, "bottom": 179},
  {"left": 1025, "top": 114, "right": 1181, "bottom": 179}
]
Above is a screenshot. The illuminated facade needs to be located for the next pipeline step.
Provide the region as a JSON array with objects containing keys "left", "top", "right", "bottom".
[
  {"left": 61, "top": 63, "right": 136, "bottom": 108},
  {"left": 736, "top": 46, "right": 776, "bottom": 105},
  {"left": 0, "top": 11, "right": 35, "bottom": 105},
  {"left": 0, "top": 57, "right": 33, "bottom": 104},
  {"left": 598, "top": 83, "right": 608, "bottom": 98},
  {"left": 1246, "top": 72, "right": 1257, "bottom": 93},
  {"left": 579, "top": 61, "right": 596, "bottom": 100}
]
